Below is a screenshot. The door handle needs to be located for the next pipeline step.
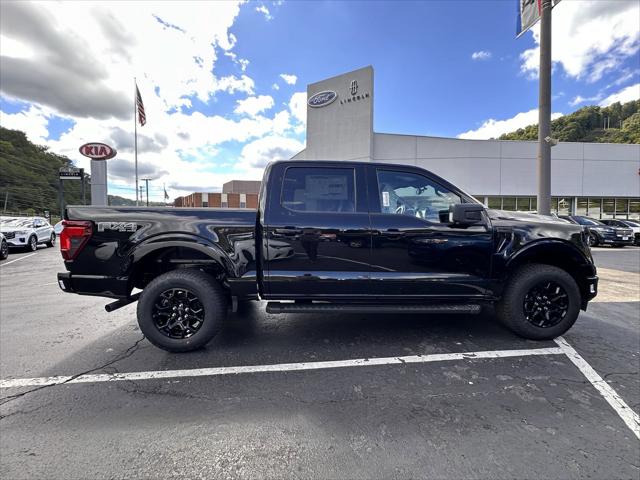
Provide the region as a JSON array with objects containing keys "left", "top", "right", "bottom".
[{"left": 382, "top": 228, "right": 405, "bottom": 239}]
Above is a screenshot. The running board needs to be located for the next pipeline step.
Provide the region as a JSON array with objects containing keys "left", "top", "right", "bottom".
[{"left": 266, "top": 302, "right": 481, "bottom": 315}]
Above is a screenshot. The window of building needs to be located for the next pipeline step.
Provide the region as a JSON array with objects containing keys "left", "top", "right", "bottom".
[
  {"left": 588, "top": 198, "right": 601, "bottom": 218},
  {"left": 222, "top": 202, "right": 228, "bottom": 208},
  {"left": 576, "top": 197, "right": 588, "bottom": 216},
  {"left": 530, "top": 197, "right": 537, "bottom": 212},
  {"left": 502, "top": 197, "right": 516, "bottom": 211},
  {"left": 602, "top": 198, "right": 615, "bottom": 219},
  {"left": 281, "top": 167, "right": 355, "bottom": 213},
  {"left": 488, "top": 197, "right": 502, "bottom": 209},
  {"left": 556, "top": 197, "right": 572, "bottom": 216},
  {"left": 202, "top": 202, "right": 208, "bottom": 207},
  {"left": 376, "top": 169, "right": 461, "bottom": 223},
  {"left": 516, "top": 197, "right": 532, "bottom": 212},
  {"left": 240, "top": 202, "right": 246, "bottom": 209},
  {"left": 630, "top": 199, "right": 640, "bottom": 220},
  {"left": 615, "top": 198, "right": 628, "bottom": 218}
]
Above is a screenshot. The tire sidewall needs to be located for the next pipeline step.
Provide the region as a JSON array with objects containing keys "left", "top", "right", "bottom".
[
  {"left": 502, "top": 266, "right": 581, "bottom": 340},
  {"left": 47, "top": 233, "right": 56, "bottom": 247},
  {"left": 28, "top": 235, "right": 37, "bottom": 251},
  {"left": 137, "top": 270, "right": 226, "bottom": 352},
  {"left": 0, "top": 240, "right": 8, "bottom": 260}
]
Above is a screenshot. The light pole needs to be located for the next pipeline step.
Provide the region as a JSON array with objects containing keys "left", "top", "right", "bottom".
[{"left": 537, "top": 0, "right": 552, "bottom": 216}]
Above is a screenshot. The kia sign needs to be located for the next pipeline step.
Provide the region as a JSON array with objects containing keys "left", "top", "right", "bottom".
[
  {"left": 79, "top": 142, "right": 116, "bottom": 160},
  {"left": 308, "top": 90, "right": 337, "bottom": 108}
]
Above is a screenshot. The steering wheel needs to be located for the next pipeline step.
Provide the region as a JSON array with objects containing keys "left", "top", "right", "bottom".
[{"left": 394, "top": 205, "right": 405, "bottom": 215}]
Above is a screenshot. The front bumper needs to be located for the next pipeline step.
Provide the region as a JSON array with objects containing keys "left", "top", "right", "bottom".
[
  {"left": 57, "top": 272, "right": 129, "bottom": 299},
  {"left": 5, "top": 234, "right": 29, "bottom": 247}
]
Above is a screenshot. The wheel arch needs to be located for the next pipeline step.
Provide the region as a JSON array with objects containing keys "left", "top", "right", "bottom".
[
  {"left": 505, "top": 239, "right": 595, "bottom": 309},
  {"left": 128, "top": 235, "right": 236, "bottom": 292}
]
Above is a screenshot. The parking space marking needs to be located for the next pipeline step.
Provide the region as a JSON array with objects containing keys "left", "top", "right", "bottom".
[
  {"left": 556, "top": 336, "right": 640, "bottom": 440},
  {"left": 0, "top": 252, "right": 37, "bottom": 267},
  {"left": 0, "top": 346, "right": 564, "bottom": 389}
]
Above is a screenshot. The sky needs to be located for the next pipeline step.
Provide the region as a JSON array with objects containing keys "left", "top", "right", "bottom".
[{"left": 1, "top": 0, "right": 639, "bottom": 202}]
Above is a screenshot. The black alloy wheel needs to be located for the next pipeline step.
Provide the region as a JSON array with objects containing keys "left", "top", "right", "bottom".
[
  {"left": 152, "top": 288, "right": 205, "bottom": 339},
  {"left": 523, "top": 280, "right": 569, "bottom": 328}
]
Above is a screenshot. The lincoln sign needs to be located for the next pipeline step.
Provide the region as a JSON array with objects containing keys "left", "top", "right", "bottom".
[{"left": 79, "top": 142, "right": 116, "bottom": 160}]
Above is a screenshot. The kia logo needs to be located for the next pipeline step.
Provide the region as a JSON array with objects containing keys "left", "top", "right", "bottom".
[
  {"left": 79, "top": 142, "right": 116, "bottom": 160},
  {"left": 308, "top": 90, "right": 337, "bottom": 108}
]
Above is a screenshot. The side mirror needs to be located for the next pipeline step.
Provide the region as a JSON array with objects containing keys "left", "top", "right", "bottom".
[{"left": 450, "top": 203, "right": 486, "bottom": 226}]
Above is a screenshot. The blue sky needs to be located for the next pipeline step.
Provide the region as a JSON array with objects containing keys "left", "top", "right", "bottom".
[{"left": 1, "top": 1, "right": 638, "bottom": 200}]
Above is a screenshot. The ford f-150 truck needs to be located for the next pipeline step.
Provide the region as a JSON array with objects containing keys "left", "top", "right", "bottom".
[{"left": 58, "top": 160, "right": 598, "bottom": 352}]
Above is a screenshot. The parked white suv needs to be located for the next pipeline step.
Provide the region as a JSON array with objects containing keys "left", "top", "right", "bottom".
[{"left": 0, "top": 216, "right": 55, "bottom": 251}]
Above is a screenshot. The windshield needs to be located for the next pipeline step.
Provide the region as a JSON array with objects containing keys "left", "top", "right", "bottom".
[
  {"left": 622, "top": 220, "right": 639, "bottom": 227},
  {"left": 3, "top": 218, "right": 33, "bottom": 227},
  {"left": 575, "top": 217, "right": 604, "bottom": 226}
]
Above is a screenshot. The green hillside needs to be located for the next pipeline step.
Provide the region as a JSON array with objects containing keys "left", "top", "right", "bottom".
[
  {"left": 499, "top": 100, "right": 640, "bottom": 143},
  {"left": 0, "top": 127, "right": 89, "bottom": 217}
]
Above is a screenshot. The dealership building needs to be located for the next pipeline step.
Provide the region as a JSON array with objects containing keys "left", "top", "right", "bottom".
[{"left": 177, "top": 66, "right": 639, "bottom": 219}]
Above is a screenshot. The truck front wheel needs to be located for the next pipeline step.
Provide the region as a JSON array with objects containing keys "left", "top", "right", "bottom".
[
  {"left": 496, "top": 264, "right": 581, "bottom": 340},
  {"left": 137, "top": 269, "right": 227, "bottom": 352}
]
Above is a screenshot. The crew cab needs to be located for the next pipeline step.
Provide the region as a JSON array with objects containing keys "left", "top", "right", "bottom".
[{"left": 58, "top": 161, "right": 598, "bottom": 352}]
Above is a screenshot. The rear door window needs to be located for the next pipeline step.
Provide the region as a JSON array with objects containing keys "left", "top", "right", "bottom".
[{"left": 281, "top": 167, "right": 356, "bottom": 213}]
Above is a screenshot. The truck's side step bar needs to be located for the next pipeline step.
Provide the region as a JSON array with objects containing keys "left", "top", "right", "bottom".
[{"left": 266, "top": 302, "right": 481, "bottom": 315}]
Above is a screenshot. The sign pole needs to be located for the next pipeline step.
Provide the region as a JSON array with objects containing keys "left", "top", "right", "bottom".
[
  {"left": 80, "top": 168, "right": 86, "bottom": 205},
  {"left": 59, "top": 177, "right": 64, "bottom": 218},
  {"left": 537, "top": 0, "right": 552, "bottom": 216}
]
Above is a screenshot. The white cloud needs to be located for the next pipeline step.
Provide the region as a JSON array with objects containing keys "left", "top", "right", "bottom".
[
  {"left": 520, "top": 1, "right": 640, "bottom": 81},
  {"left": 0, "top": 1, "right": 309, "bottom": 201},
  {"left": 569, "top": 94, "right": 601, "bottom": 107},
  {"left": 457, "top": 109, "right": 563, "bottom": 140},
  {"left": 599, "top": 83, "right": 640, "bottom": 107},
  {"left": 280, "top": 73, "right": 298, "bottom": 85},
  {"left": 471, "top": 51, "right": 491, "bottom": 61},
  {"left": 255, "top": 5, "right": 272, "bottom": 21},
  {"left": 272, "top": 83, "right": 280, "bottom": 91},
  {"left": 239, "top": 135, "right": 304, "bottom": 170},
  {"left": 289, "top": 91, "right": 307, "bottom": 127},
  {"left": 234, "top": 95, "right": 275, "bottom": 117}
]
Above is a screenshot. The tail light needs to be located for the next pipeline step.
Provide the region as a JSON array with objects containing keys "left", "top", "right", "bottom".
[{"left": 60, "top": 220, "right": 93, "bottom": 261}]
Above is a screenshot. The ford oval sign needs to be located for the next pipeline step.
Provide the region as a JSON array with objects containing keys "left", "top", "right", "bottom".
[
  {"left": 79, "top": 142, "right": 116, "bottom": 160},
  {"left": 308, "top": 90, "right": 337, "bottom": 108}
]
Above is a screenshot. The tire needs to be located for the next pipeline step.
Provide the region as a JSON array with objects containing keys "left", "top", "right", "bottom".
[
  {"left": 588, "top": 232, "right": 599, "bottom": 247},
  {"left": 137, "top": 269, "right": 228, "bottom": 352},
  {"left": 46, "top": 233, "right": 56, "bottom": 248},
  {"left": 27, "top": 235, "right": 38, "bottom": 252},
  {"left": 0, "top": 239, "right": 8, "bottom": 260},
  {"left": 496, "top": 264, "right": 581, "bottom": 340}
]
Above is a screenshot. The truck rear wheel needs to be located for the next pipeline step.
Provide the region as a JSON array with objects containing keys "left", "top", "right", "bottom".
[
  {"left": 496, "top": 264, "right": 581, "bottom": 340},
  {"left": 137, "top": 269, "right": 227, "bottom": 352}
]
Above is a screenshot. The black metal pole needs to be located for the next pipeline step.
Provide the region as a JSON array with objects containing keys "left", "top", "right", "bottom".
[
  {"left": 80, "top": 169, "right": 86, "bottom": 205},
  {"left": 59, "top": 177, "right": 64, "bottom": 219}
]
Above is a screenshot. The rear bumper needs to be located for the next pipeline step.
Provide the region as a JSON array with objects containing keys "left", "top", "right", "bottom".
[{"left": 57, "top": 272, "right": 129, "bottom": 299}]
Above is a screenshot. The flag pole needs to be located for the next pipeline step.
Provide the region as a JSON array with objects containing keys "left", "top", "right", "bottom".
[{"left": 134, "top": 77, "right": 139, "bottom": 206}]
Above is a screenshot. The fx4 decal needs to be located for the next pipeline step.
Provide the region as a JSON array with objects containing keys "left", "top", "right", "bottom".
[{"left": 97, "top": 222, "right": 138, "bottom": 233}]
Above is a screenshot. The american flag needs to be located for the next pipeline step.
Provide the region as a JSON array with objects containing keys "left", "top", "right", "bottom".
[{"left": 136, "top": 85, "right": 146, "bottom": 126}]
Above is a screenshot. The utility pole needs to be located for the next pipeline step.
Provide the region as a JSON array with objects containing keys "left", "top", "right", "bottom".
[
  {"left": 3, "top": 191, "right": 7, "bottom": 212},
  {"left": 537, "top": 0, "right": 552, "bottom": 216},
  {"left": 141, "top": 178, "right": 152, "bottom": 206}
]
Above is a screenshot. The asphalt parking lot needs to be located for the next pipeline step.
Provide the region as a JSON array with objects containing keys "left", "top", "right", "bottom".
[{"left": 1, "top": 245, "right": 638, "bottom": 479}]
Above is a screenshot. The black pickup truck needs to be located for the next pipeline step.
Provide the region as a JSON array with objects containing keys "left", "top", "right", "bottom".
[{"left": 58, "top": 160, "right": 598, "bottom": 352}]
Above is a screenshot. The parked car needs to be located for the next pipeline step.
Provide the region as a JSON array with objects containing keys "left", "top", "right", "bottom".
[
  {"left": 560, "top": 215, "right": 634, "bottom": 247},
  {"left": 600, "top": 219, "right": 640, "bottom": 245},
  {"left": 0, "top": 233, "right": 9, "bottom": 260},
  {"left": 0, "top": 216, "right": 56, "bottom": 251},
  {"left": 58, "top": 160, "right": 598, "bottom": 352},
  {"left": 53, "top": 220, "right": 64, "bottom": 236}
]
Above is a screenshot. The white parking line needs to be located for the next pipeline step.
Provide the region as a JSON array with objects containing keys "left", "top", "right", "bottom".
[
  {"left": 0, "top": 346, "right": 563, "bottom": 389},
  {"left": 555, "top": 336, "right": 640, "bottom": 440},
  {"left": 0, "top": 252, "right": 37, "bottom": 267}
]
